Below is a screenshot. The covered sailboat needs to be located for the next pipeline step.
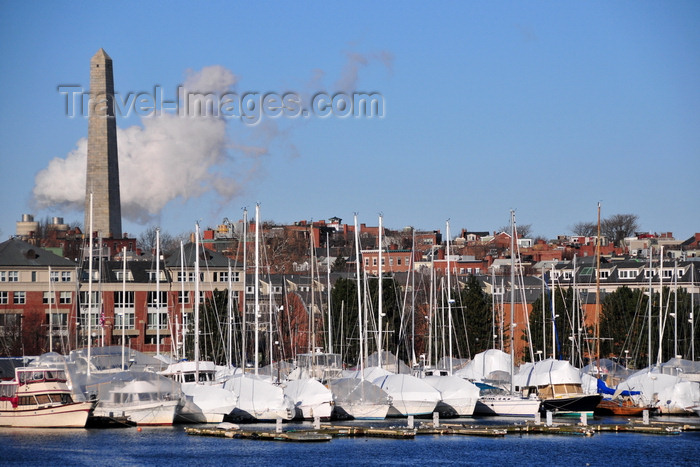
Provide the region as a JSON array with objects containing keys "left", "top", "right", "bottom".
[
  {"left": 283, "top": 378, "right": 333, "bottom": 420},
  {"left": 329, "top": 377, "right": 391, "bottom": 420},
  {"left": 223, "top": 374, "right": 295, "bottom": 422},
  {"left": 372, "top": 374, "right": 441, "bottom": 417},
  {"left": 422, "top": 373, "right": 479, "bottom": 417},
  {"left": 159, "top": 361, "right": 237, "bottom": 423},
  {"left": 514, "top": 359, "right": 602, "bottom": 417}
]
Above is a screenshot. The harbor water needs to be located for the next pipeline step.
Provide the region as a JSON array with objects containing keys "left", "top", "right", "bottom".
[{"left": 3, "top": 417, "right": 700, "bottom": 466}]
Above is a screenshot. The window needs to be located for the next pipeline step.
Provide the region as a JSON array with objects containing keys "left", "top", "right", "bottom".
[
  {"left": 8, "top": 271, "right": 18, "bottom": 282},
  {"left": 372, "top": 258, "right": 377, "bottom": 266},
  {"left": 232, "top": 271, "right": 240, "bottom": 282},
  {"left": 562, "top": 271, "right": 572, "bottom": 280},
  {"left": 50, "top": 271, "right": 59, "bottom": 282},
  {"left": 397, "top": 258, "right": 402, "bottom": 266},
  {"left": 644, "top": 269, "right": 655, "bottom": 279},
  {"left": 599, "top": 270, "right": 610, "bottom": 279},
  {"left": 114, "top": 270, "right": 134, "bottom": 282},
  {"left": 272, "top": 286, "right": 282, "bottom": 294},
  {"left": 580, "top": 267, "right": 594, "bottom": 276},
  {"left": 0, "top": 292, "right": 8, "bottom": 304},
  {"left": 32, "top": 271, "right": 37, "bottom": 282},
  {"left": 14, "top": 292, "right": 26, "bottom": 304},
  {"left": 114, "top": 291, "right": 134, "bottom": 307},
  {"left": 61, "top": 271, "right": 71, "bottom": 282},
  {"left": 199, "top": 291, "right": 206, "bottom": 303},
  {"left": 147, "top": 291, "right": 168, "bottom": 307},
  {"left": 381, "top": 258, "right": 385, "bottom": 266},
  {"left": 177, "top": 271, "right": 196, "bottom": 282},
  {"left": 147, "top": 270, "right": 166, "bottom": 282},
  {"left": 218, "top": 271, "right": 229, "bottom": 282},
  {"left": 59, "top": 292, "right": 71, "bottom": 304},
  {"left": 0, "top": 271, "right": 5, "bottom": 282},
  {"left": 662, "top": 269, "right": 673, "bottom": 279},
  {"left": 49, "top": 313, "right": 68, "bottom": 328},
  {"left": 245, "top": 286, "right": 254, "bottom": 294},
  {"left": 619, "top": 270, "right": 636, "bottom": 279},
  {"left": 79, "top": 291, "right": 100, "bottom": 306},
  {"left": 364, "top": 258, "right": 369, "bottom": 267},
  {"left": 147, "top": 311, "right": 168, "bottom": 330},
  {"left": 43, "top": 292, "right": 55, "bottom": 304},
  {"left": 115, "top": 309, "right": 135, "bottom": 329},
  {"left": 0, "top": 313, "right": 19, "bottom": 327},
  {"left": 178, "top": 291, "right": 190, "bottom": 304}
]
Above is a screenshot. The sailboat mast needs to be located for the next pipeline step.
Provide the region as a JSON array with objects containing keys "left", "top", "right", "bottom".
[
  {"left": 48, "top": 266, "right": 53, "bottom": 353},
  {"left": 327, "top": 231, "right": 332, "bottom": 354},
  {"left": 446, "top": 220, "right": 454, "bottom": 375},
  {"left": 227, "top": 260, "right": 233, "bottom": 368},
  {"left": 509, "top": 210, "right": 515, "bottom": 394},
  {"left": 647, "top": 242, "right": 653, "bottom": 368},
  {"left": 309, "top": 225, "right": 316, "bottom": 355},
  {"left": 87, "top": 192, "right": 94, "bottom": 377},
  {"left": 673, "top": 260, "right": 678, "bottom": 358},
  {"left": 378, "top": 214, "right": 383, "bottom": 369},
  {"left": 254, "top": 204, "right": 260, "bottom": 376},
  {"left": 156, "top": 228, "right": 161, "bottom": 356},
  {"left": 242, "top": 208, "right": 248, "bottom": 372},
  {"left": 691, "top": 265, "right": 696, "bottom": 361},
  {"left": 541, "top": 265, "right": 546, "bottom": 359},
  {"left": 551, "top": 263, "right": 556, "bottom": 360},
  {"left": 353, "top": 214, "right": 364, "bottom": 375},
  {"left": 195, "top": 223, "right": 200, "bottom": 380},
  {"left": 657, "top": 245, "right": 664, "bottom": 366},
  {"left": 179, "top": 241, "right": 185, "bottom": 361},
  {"left": 122, "top": 246, "right": 126, "bottom": 369},
  {"left": 595, "top": 202, "right": 601, "bottom": 376},
  {"left": 411, "top": 227, "right": 416, "bottom": 366}
]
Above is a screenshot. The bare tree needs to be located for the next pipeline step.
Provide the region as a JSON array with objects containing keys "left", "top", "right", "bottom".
[
  {"left": 138, "top": 226, "right": 177, "bottom": 253},
  {"left": 571, "top": 221, "right": 597, "bottom": 237},
  {"left": 497, "top": 223, "right": 533, "bottom": 238},
  {"left": 602, "top": 214, "right": 639, "bottom": 246},
  {"left": 570, "top": 214, "right": 639, "bottom": 246}
]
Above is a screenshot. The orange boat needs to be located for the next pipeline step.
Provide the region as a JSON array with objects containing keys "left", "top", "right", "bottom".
[{"left": 594, "top": 397, "right": 655, "bottom": 417}]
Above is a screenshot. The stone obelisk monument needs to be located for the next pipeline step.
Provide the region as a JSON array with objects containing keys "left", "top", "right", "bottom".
[{"left": 85, "top": 48, "right": 122, "bottom": 239}]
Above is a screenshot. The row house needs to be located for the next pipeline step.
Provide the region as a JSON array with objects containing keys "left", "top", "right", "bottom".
[
  {"left": 360, "top": 248, "right": 416, "bottom": 275},
  {"left": 0, "top": 238, "right": 246, "bottom": 357}
]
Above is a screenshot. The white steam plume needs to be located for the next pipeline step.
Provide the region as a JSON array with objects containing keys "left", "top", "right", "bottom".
[{"left": 33, "top": 65, "right": 252, "bottom": 225}]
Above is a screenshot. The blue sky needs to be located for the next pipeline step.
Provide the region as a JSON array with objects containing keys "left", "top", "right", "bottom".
[{"left": 0, "top": 1, "right": 698, "bottom": 242}]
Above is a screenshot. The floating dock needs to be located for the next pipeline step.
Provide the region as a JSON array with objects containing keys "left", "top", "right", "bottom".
[{"left": 184, "top": 419, "right": 697, "bottom": 442}]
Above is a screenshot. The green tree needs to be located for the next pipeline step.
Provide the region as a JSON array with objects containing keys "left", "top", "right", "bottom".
[{"left": 454, "top": 275, "right": 492, "bottom": 357}]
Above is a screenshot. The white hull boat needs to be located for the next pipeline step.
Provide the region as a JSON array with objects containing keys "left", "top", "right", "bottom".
[
  {"left": 89, "top": 372, "right": 180, "bottom": 426},
  {"left": 0, "top": 367, "right": 94, "bottom": 428}
]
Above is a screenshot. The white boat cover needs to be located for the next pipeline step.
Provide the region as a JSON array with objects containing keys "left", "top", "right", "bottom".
[
  {"left": 223, "top": 374, "right": 294, "bottom": 421},
  {"left": 366, "top": 351, "right": 412, "bottom": 374},
  {"left": 618, "top": 367, "right": 700, "bottom": 414},
  {"left": 372, "top": 374, "right": 441, "bottom": 416},
  {"left": 342, "top": 366, "right": 393, "bottom": 380},
  {"left": 283, "top": 378, "right": 333, "bottom": 419},
  {"left": 455, "top": 349, "right": 512, "bottom": 382},
  {"left": 423, "top": 375, "right": 479, "bottom": 416},
  {"left": 513, "top": 359, "right": 582, "bottom": 388},
  {"left": 329, "top": 377, "right": 391, "bottom": 419}
]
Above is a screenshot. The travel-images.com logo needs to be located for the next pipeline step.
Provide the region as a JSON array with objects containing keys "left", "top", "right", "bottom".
[{"left": 58, "top": 85, "right": 385, "bottom": 125}]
